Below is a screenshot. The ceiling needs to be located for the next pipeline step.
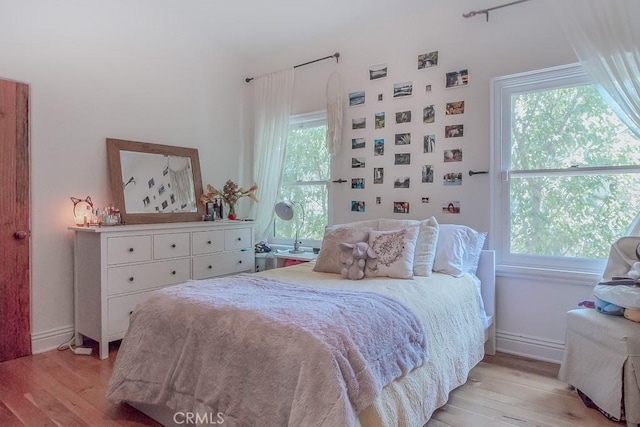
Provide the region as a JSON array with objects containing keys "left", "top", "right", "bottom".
[
  {"left": 208, "top": 0, "right": 531, "bottom": 59},
  {"left": 151, "top": 0, "right": 486, "bottom": 57},
  {"left": 4, "top": 0, "right": 495, "bottom": 59},
  {"left": 204, "top": 0, "right": 434, "bottom": 55}
]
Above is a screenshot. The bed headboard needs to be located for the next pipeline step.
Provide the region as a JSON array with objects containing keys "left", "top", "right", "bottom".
[{"left": 477, "top": 250, "right": 495, "bottom": 321}]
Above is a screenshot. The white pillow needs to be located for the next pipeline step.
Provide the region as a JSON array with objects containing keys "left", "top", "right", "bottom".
[
  {"left": 378, "top": 217, "right": 439, "bottom": 276},
  {"left": 433, "top": 224, "right": 487, "bottom": 277},
  {"left": 367, "top": 227, "right": 419, "bottom": 279},
  {"left": 337, "top": 219, "right": 380, "bottom": 230},
  {"left": 467, "top": 232, "right": 487, "bottom": 275}
]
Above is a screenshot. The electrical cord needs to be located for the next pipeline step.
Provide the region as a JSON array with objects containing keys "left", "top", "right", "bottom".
[
  {"left": 57, "top": 336, "right": 75, "bottom": 351},
  {"left": 57, "top": 336, "right": 93, "bottom": 355}
]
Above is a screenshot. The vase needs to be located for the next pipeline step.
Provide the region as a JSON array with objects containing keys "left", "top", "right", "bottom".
[{"left": 227, "top": 203, "right": 236, "bottom": 220}]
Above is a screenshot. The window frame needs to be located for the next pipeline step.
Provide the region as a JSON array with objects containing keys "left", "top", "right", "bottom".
[
  {"left": 490, "top": 63, "right": 640, "bottom": 276},
  {"left": 269, "top": 110, "right": 331, "bottom": 248}
]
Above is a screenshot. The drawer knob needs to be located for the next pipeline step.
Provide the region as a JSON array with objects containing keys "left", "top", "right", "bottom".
[
  {"left": 207, "top": 240, "right": 212, "bottom": 245},
  {"left": 238, "top": 260, "right": 243, "bottom": 264},
  {"left": 237, "top": 237, "right": 242, "bottom": 241},
  {"left": 129, "top": 311, "right": 133, "bottom": 316},
  {"left": 171, "top": 270, "right": 176, "bottom": 275},
  {"left": 128, "top": 247, "right": 134, "bottom": 253},
  {"left": 208, "top": 265, "right": 213, "bottom": 269},
  {"left": 129, "top": 277, "right": 134, "bottom": 282},
  {"left": 171, "top": 243, "right": 176, "bottom": 248}
]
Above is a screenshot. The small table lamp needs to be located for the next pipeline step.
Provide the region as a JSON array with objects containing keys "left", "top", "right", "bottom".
[
  {"left": 71, "top": 196, "right": 94, "bottom": 226},
  {"left": 274, "top": 201, "right": 305, "bottom": 254}
]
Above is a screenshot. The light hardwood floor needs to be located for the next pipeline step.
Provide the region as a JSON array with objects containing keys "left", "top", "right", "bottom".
[{"left": 0, "top": 343, "right": 620, "bottom": 426}]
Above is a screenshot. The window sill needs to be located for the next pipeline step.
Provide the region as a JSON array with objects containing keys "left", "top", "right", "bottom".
[
  {"left": 267, "top": 244, "right": 315, "bottom": 254},
  {"left": 496, "top": 264, "right": 601, "bottom": 287}
]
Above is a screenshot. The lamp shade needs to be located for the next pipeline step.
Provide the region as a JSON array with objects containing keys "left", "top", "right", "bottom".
[
  {"left": 71, "top": 196, "right": 94, "bottom": 226},
  {"left": 274, "top": 201, "right": 294, "bottom": 221}
]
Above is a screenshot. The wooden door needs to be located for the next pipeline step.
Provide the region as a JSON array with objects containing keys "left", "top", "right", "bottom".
[{"left": 0, "top": 78, "right": 30, "bottom": 362}]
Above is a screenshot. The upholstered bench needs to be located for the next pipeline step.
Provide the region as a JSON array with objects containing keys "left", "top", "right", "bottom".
[{"left": 559, "top": 308, "right": 640, "bottom": 426}]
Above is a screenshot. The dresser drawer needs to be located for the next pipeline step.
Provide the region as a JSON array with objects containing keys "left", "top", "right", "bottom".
[
  {"left": 226, "top": 250, "right": 255, "bottom": 274},
  {"left": 107, "top": 235, "right": 152, "bottom": 265},
  {"left": 154, "top": 232, "right": 190, "bottom": 259},
  {"left": 225, "top": 228, "right": 252, "bottom": 251},
  {"left": 107, "top": 291, "right": 155, "bottom": 336},
  {"left": 192, "top": 253, "right": 225, "bottom": 279},
  {"left": 192, "top": 250, "right": 254, "bottom": 279},
  {"left": 192, "top": 230, "right": 225, "bottom": 255},
  {"left": 107, "top": 258, "right": 191, "bottom": 296}
]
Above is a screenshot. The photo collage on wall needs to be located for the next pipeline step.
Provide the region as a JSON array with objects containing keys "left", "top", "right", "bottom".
[{"left": 347, "top": 50, "right": 468, "bottom": 214}]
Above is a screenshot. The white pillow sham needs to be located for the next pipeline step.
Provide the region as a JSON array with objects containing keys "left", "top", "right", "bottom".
[{"left": 433, "top": 224, "right": 487, "bottom": 277}]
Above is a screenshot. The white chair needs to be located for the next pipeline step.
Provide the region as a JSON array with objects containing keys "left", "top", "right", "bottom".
[{"left": 559, "top": 308, "right": 640, "bottom": 427}]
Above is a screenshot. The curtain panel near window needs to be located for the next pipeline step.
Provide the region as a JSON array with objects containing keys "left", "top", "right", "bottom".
[
  {"left": 250, "top": 68, "right": 295, "bottom": 242},
  {"left": 325, "top": 71, "right": 343, "bottom": 156},
  {"left": 554, "top": 0, "right": 640, "bottom": 138}
]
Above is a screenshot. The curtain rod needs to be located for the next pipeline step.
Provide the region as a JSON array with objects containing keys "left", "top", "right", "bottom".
[
  {"left": 463, "top": 0, "right": 531, "bottom": 22},
  {"left": 244, "top": 52, "right": 340, "bottom": 83}
]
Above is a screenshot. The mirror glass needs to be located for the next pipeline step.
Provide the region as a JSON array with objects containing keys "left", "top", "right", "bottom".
[
  {"left": 120, "top": 151, "right": 196, "bottom": 213},
  {"left": 107, "top": 138, "right": 205, "bottom": 224}
]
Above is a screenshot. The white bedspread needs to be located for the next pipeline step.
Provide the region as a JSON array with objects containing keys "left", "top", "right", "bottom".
[
  {"left": 108, "top": 262, "right": 485, "bottom": 427},
  {"left": 258, "top": 263, "right": 485, "bottom": 426},
  {"left": 107, "top": 273, "right": 428, "bottom": 427}
]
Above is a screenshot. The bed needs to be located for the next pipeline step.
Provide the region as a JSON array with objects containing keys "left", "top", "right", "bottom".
[{"left": 107, "top": 220, "right": 496, "bottom": 427}]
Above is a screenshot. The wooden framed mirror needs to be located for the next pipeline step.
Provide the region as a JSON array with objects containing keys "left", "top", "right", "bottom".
[{"left": 106, "top": 138, "right": 205, "bottom": 224}]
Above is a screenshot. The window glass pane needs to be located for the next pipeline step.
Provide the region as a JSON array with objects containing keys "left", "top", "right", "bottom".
[
  {"left": 510, "top": 173, "right": 640, "bottom": 259},
  {"left": 282, "top": 125, "right": 330, "bottom": 183},
  {"left": 275, "top": 184, "right": 328, "bottom": 241},
  {"left": 274, "top": 117, "right": 329, "bottom": 242},
  {"left": 511, "top": 85, "right": 640, "bottom": 170}
]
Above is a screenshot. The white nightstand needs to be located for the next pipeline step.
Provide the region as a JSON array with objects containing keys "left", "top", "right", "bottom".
[{"left": 272, "top": 251, "right": 318, "bottom": 268}]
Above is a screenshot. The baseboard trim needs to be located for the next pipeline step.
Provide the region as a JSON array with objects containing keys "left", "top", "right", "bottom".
[
  {"left": 31, "top": 325, "right": 74, "bottom": 354},
  {"left": 33, "top": 326, "right": 567, "bottom": 363},
  {"left": 496, "top": 330, "right": 565, "bottom": 364}
]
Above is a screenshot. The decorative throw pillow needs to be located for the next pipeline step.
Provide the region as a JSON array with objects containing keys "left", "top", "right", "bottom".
[
  {"left": 378, "top": 217, "right": 439, "bottom": 276},
  {"left": 313, "top": 225, "right": 371, "bottom": 274},
  {"left": 367, "top": 227, "right": 419, "bottom": 279},
  {"left": 433, "top": 224, "right": 487, "bottom": 277}
]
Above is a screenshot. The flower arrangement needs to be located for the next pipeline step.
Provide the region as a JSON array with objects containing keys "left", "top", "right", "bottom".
[{"left": 201, "top": 180, "right": 258, "bottom": 220}]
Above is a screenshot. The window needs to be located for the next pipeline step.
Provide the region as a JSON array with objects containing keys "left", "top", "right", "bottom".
[
  {"left": 492, "top": 63, "right": 640, "bottom": 273},
  {"left": 273, "top": 111, "right": 330, "bottom": 245}
]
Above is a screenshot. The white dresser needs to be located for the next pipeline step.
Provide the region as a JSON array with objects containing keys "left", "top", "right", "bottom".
[{"left": 70, "top": 221, "right": 254, "bottom": 359}]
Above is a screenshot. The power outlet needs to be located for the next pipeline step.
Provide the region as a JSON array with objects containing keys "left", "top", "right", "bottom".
[{"left": 73, "top": 347, "right": 93, "bottom": 356}]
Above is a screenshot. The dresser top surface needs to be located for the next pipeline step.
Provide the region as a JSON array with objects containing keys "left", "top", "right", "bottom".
[{"left": 69, "top": 220, "right": 253, "bottom": 234}]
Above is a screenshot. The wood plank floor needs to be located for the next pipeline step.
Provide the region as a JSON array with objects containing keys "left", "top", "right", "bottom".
[{"left": 0, "top": 342, "right": 621, "bottom": 426}]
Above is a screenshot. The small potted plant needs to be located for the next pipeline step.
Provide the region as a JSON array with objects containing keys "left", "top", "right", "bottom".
[{"left": 201, "top": 180, "right": 258, "bottom": 220}]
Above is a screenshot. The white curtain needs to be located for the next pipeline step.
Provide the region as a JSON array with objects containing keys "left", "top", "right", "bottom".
[
  {"left": 325, "top": 71, "right": 343, "bottom": 156},
  {"left": 554, "top": 0, "right": 640, "bottom": 138},
  {"left": 250, "top": 68, "right": 295, "bottom": 242}
]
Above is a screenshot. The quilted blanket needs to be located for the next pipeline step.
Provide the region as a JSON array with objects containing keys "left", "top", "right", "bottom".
[{"left": 106, "top": 274, "right": 428, "bottom": 427}]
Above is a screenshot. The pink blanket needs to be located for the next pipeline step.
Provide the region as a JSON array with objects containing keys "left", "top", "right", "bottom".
[{"left": 107, "top": 274, "right": 428, "bottom": 426}]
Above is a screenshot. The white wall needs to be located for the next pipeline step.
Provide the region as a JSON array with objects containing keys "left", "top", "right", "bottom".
[
  {"left": 0, "top": 0, "right": 603, "bottom": 362},
  {"left": 0, "top": 1, "right": 251, "bottom": 352},
  {"left": 246, "top": 0, "right": 591, "bottom": 362}
]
